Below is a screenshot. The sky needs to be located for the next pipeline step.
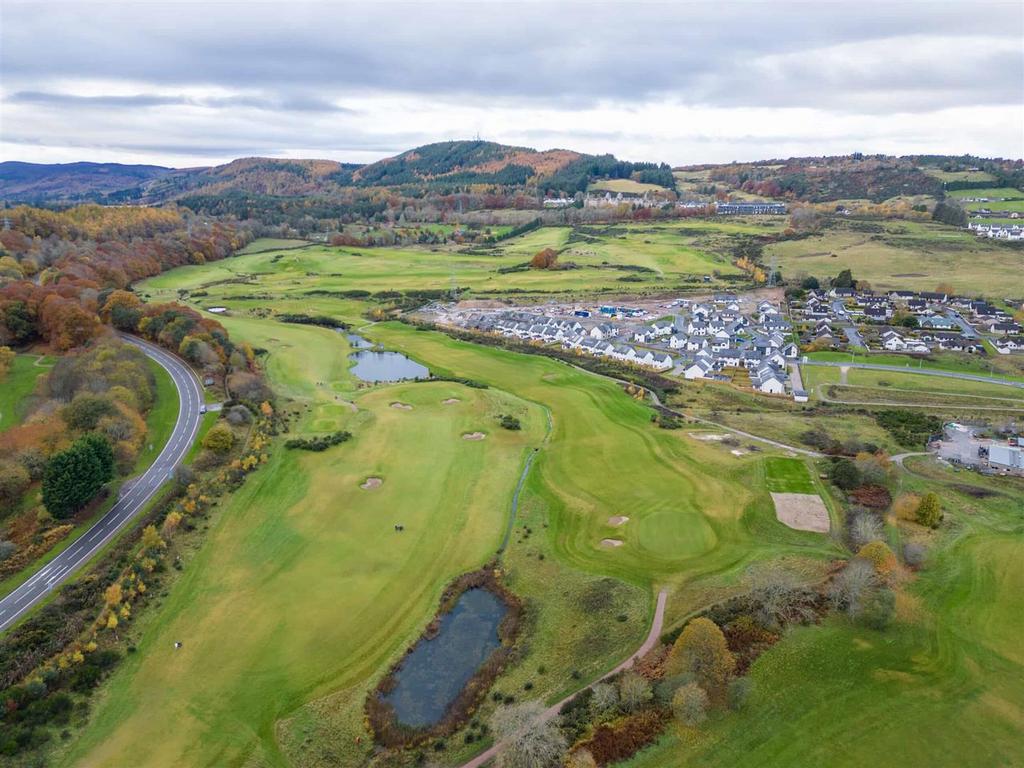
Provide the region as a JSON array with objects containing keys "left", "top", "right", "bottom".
[{"left": 1, "top": 0, "right": 1023, "bottom": 168}]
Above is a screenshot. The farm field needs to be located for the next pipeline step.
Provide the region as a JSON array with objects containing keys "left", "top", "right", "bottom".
[
  {"left": 0, "top": 354, "right": 51, "bottom": 432},
  {"left": 588, "top": 178, "right": 671, "bottom": 194},
  {"left": 623, "top": 464, "right": 1024, "bottom": 768},
  {"left": 947, "top": 186, "right": 1023, "bottom": 201},
  {"left": 764, "top": 219, "right": 1020, "bottom": 295}
]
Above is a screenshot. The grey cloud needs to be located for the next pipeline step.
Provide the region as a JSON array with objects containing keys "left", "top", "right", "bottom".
[{"left": 7, "top": 90, "right": 353, "bottom": 113}]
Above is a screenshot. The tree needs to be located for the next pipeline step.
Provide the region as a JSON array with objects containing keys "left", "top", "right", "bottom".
[
  {"left": 746, "top": 565, "right": 817, "bottom": 629},
  {"left": 671, "top": 682, "right": 709, "bottom": 726},
  {"left": 102, "top": 290, "right": 143, "bottom": 331},
  {"left": 62, "top": 393, "right": 116, "bottom": 431},
  {"left": 667, "top": 618, "right": 735, "bottom": 699},
  {"left": 618, "top": 671, "right": 652, "bottom": 712},
  {"left": 850, "top": 511, "right": 883, "bottom": 549},
  {"left": 0, "top": 460, "right": 31, "bottom": 506},
  {"left": 529, "top": 248, "right": 559, "bottom": 270},
  {"left": 828, "top": 558, "right": 876, "bottom": 618},
  {"left": 491, "top": 701, "right": 567, "bottom": 768},
  {"left": 589, "top": 682, "right": 619, "bottom": 717},
  {"left": 79, "top": 433, "right": 115, "bottom": 480},
  {"left": 915, "top": 492, "right": 942, "bottom": 528},
  {"left": 800, "top": 276, "right": 820, "bottom": 290},
  {"left": 832, "top": 269, "right": 855, "bottom": 289},
  {"left": 829, "top": 459, "right": 861, "bottom": 490},
  {"left": 202, "top": 423, "right": 235, "bottom": 453},
  {"left": 860, "top": 587, "right": 896, "bottom": 630},
  {"left": 41, "top": 435, "right": 113, "bottom": 518},
  {"left": 0, "top": 345, "right": 14, "bottom": 379},
  {"left": 856, "top": 541, "right": 898, "bottom": 576}
]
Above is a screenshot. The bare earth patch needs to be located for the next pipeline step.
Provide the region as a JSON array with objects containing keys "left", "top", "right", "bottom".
[
  {"left": 770, "top": 492, "right": 830, "bottom": 533},
  {"left": 691, "top": 433, "right": 728, "bottom": 442},
  {"left": 390, "top": 402, "right": 413, "bottom": 410},
  {"left": 462, "top": 432, "right": 486, "bottom": 441},
  {"left": 607, "top": 516, "right": 630, "bottom": 527},
  {"left": 730, "top": 449, "right": 747, "bottom": 457},
  {"left": 442, "top": 398, "right": 460, "bottom": 405},
  {"left": 600, "top": 538, "right": 624, "bottom": 548},
  {"left": 360, "top": 477, "right": 383, "bottom": 490}
]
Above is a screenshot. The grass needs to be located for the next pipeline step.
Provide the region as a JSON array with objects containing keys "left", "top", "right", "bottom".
[
  {"left": 235, "top": 237, "right": 312, "bottom": 254},
  {"left": 763, "top": 456, "right": 817, "bottom": 494},
  {"left": 588, "top": 178, "right": 671, "bottom": 194},
  {"left": 765, "top": 219, "right": 1019, "bottom": 296},
  {"left": 132, "top": 357, "right": 179, "bottom": 474},
  {"left": 623, "top": 463, "right": 1024, "bottom": 768},
  {"left": 0, "top": 354, "right": 52, "bottom": 432},
  {"left": 922, "top": 169, "right": 997, "bottom": 183}
]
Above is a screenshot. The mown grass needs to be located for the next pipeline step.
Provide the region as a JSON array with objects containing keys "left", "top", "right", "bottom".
[
  {"left": 0, "top": 354, "right": 51, "bottom": 432},
  {"left": 764, "top": 456, "right": 817, "bottom": 494},
  {"left": 132, "top": 357, "right": 179, "bottom": 474},
  {"left": 623, "top": 463, "right": 1024, "bottom": 768}
]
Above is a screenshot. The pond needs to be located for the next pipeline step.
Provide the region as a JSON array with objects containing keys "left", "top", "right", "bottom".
[
  {"left": 347, "top": 334, "right": 429, "bottom": 382},
  {"left": 383, "top": 588, "right": 506, "bottom": 728}
]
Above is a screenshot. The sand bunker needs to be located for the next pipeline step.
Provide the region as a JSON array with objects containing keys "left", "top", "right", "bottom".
[
  {"left": 692, "top": 433, "right": 728, "bottom": 442},
  {"left": 607, "top": 516, "right": 630, "bottom": 527},
  {"left": 770, "top": 492, "right": 830, "bottom": 533},
  {"left": 360, "top": 477, "right": 383, "bottom": 490},
  {"left": 462, "top": 432, "right": 486, "bottom": 441},
  {"left": 730, "top": 449, "right": 747, "bottom": 457},
  {"left": 600, "top": 538, "right": 624, "bottom": 548},
  {"left": 442, "top": 398, "right": 460, "bottom": 405},
  {"left": 390, "top": 402, "right": 413, "bottom": 410}
]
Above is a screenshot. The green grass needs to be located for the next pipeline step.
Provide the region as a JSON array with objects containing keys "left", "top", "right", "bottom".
[
  {"left": 764, "top": 457, "right": 817, "bottom": 494},
  {"left": 947, "top": 186, "right": 1023, "bottom": 200},
  {"left": 804, "top": 351, "right": 1024, "bottom": 383},
  {"left": 624, "top": 465, "right": 1024, "bottom": 768},
  {"left": 765, "top": 219, "right": 1019, "bottom": 296},
  {"left": 0, "top": 354, "right": 52, "bottom": 431},
  {"left": 235, "top": 237, "right": 312, "bottom": 254},
  {"left": 132, "top": 358, "right": 179, "bottom": 474},
  {"left": 588, "top": 178, "right": 671, "bottom": 194}
]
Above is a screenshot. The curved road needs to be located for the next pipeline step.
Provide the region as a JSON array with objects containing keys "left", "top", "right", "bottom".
[{"left": 0, "top": 336, "right": 203, "bottom": 633}]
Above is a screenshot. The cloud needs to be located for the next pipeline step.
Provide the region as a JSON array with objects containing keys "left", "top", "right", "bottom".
[{"left": 1, "top": 1, "right": 1022, "bottom": 165}]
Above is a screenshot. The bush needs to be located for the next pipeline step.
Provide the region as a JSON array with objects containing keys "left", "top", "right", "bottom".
[
  {"left": 849, "top": 511, "right": 884, "bottom": 549},
  {"left": 202, "top": 424, "right": 235, "bottom": 453},
  {"left": 915, "top": 492, "right": 942, "bottom": 528},
  {"left": 671, "top": 682, "right": 709, "bottom": 726},
  {"left": 828, "top": 459, "right": 861, "bottom": 490},
  {"left": 903, "top": 541, "right": 927, "bottom": 568},
  {"left": 727, "top": 677, "right": 753, "bottom": 710},
  {"left": 498, "top": 414, "right": 521, "bottom": 431},
  {"left": 577, "top": 709, "right": 671, "bottom": 766},
  {"left": 860, "top": 587, "right": 896, "bottom": 630},
  {"left": 284, "top": 430, "right": 352, "bottom": 451},
  {"left": 857, "top": 541, "right": 898, "bottom": 576},
  {"left": 618, "top": 671, "right": 653, "bottom": 713}
]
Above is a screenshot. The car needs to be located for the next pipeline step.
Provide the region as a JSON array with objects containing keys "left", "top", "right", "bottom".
[{"left": 200, "top": 405, "right": 207, "bottom": 414}]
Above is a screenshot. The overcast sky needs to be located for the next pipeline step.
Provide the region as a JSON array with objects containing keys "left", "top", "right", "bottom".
[{"left": 2, "top": 0, "right": 1022, "bottom": 168}]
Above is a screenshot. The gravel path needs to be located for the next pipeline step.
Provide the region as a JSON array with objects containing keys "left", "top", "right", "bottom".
[{"left": 458, "top": 589, "right": 669, "bottom": 768}]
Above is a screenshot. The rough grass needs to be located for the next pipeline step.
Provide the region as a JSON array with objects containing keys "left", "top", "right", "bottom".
[
  {"left": 132, "top": 357, "right": 179, "bottom": 474},
  {"left": 588, "top": 178, "right": 672, "bottom": 194}
]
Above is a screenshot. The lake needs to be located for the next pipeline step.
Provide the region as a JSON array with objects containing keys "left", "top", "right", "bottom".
[
  {"left": 347, "top": 334, "right": 429, "bottom": 382},
  {"left": 382, "top": 588, "right": 506, "bottom": 728}
]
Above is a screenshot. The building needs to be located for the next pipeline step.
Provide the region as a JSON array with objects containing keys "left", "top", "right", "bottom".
[
  {"left": 715, "top": 201, "right": 787, "bottom": 215},
  {"left": 989, "top": 444, "right": 1024, "bottom": 470}
]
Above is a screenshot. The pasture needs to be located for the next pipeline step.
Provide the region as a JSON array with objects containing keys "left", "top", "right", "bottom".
[
  {"left": 588, "top": 178, "right": 671, "bottom": 194},
  {"left": 764, "top": 219, "right": 1020, "bottom": 295}
]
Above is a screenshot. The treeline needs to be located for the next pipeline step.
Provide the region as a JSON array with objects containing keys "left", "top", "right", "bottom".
[
  {"left": 543, "top": 156, "right": 675, "bottom": 194},
  {"left": 277, "top": 313, "right": 348, "bottom": 329},
  {"left": 284, "top": 430, "right": 351, "bottom": 451}
]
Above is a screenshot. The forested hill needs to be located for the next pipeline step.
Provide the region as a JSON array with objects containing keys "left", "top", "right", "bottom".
[{"left": 0, "top": 141, "right": 676, "bottom": 202}]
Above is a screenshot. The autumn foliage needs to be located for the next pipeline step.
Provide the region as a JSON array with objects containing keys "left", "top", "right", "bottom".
[{"left": 529, "top": 248, "right": 559, "bottom": 269}]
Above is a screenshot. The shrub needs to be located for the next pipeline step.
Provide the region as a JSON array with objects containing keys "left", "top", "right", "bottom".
[
  {"left": 727, "top": 677, "right": 753, "bottom": 710},
  {"left": 589, "top": 682, "right": 620, "bottom": 717},
  {"left": 903, "top": 541, "right": 927, "bottom": 568},
  {"left": 892, "top": 492, "right": 921, "bottom": 521},
  {"left": 857, "top": 541, "right": 898, "bottom": 576},
  {"left": 671, "top": 682, "right": 709, "bottom": 726},
  {"left": 0, "top": 460, "right": 31, "bottom": 507},
  {"left": 491, "top": 701, "right": 566, "bottom": 768},
  {"left": 202, "top": 424, "right": 235, "bottom": 453},
  {"left": 828, "top": 558, "right": 877, "bottom": 618},
  {"left": 915, "top": 492, "right": 942, "bottom": 528},
  {"left": 849, "top": 511, "right": 883, "bottom": 549},
  {"left": 666, "top": 617, "right": 735, "bottom": 701},
  {"left": 284, "top": 430, "right": 352, "bottom": 451},
  {"left": 499, "top": 414, "right": 521, "bottom": 431},
  {"left": 860, "top": 587, "right": 896, "bottom": 630},
  {"left": 618, "top": 671, "right": 653, "bottom": 713},
  {"left": 828, "top": 459, "right": 861, "bottom": 490},
  {"left": 850, "top": 485, "right": 892, "bottom": 510},
  {"left": 577, "top": 709, "right": 671, "bottom": 765}
]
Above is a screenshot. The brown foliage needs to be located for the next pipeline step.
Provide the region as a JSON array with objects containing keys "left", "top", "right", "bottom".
[
  {"left": 576, "top": 709, "right": 671, "bottom": 766},
  {"left": 850, "top": 484, "right": 893, "bottom": 510},
  {"left": 530, "top": 248, "right": 559, "bottom": 269}
]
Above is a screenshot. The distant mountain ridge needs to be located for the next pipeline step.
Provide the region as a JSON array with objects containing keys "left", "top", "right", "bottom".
[{"left": 0, "top": 140, "right": 671, "bottom": 203}]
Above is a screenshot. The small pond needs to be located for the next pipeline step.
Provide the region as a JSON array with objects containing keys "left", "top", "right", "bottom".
[
  {"left": 347, "top": 334, "right": 429, "bottom": 382},
  {"left": 383, "top": 588, "right": 506, "bottom": 728}
]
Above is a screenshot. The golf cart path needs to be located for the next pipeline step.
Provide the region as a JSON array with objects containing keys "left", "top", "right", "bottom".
[{"left": 459, "top": 589, "right": 668, "bottom": 768}]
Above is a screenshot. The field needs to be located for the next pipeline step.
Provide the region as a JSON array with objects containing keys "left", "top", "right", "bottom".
[
  {"left": 63, "top": 269, "right": 840, "bottom": 766},
  {"left": 623, "top": 463, "right": 1024, "bottom": 768},
  {"left": 588, "top": 179, "right": 671, "bottom": 194},
  {"left": 765, "top": 219, "right": 1020, "bottom": 295},
  {"left": 0, "top": 354, "right": 51, "bottom": 432},
  {"left": 922, "top": 169, "right": 997, "bottom": 183}
]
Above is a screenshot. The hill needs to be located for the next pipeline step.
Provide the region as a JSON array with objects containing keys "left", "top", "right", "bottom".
[{"left": 0, "top": 161, "right": 172, "bottom": 203}]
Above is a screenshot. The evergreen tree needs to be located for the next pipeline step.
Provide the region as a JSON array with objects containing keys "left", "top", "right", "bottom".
[{"left": 42, "top": 436, "right": 113, "bottom": 519}]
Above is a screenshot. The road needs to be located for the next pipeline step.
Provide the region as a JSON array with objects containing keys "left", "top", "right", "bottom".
[
  {"left": 460, "top": 589, "right": 669, "bottom": 768},
  {"left": 802, "top": 360, "right": 1024, "bottom": 390},
  {"left": 0, "top": 336, "right": 203, "bottom": 633}
]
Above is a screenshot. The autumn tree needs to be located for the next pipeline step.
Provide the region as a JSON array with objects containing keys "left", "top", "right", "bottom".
[
  {"left": 0, "top": 459, "right": 31, "bottom": 507},
  {"left": 102, "top": 290, "right": 144, "bottom": 331},
  {"left": 618, "top": 671, "right": 653, "bottom": 712},
  {"left": 672, "top": 682, "right": 709, "bottom": 726},
  {"left": 529, "top": 248, "right": 559, "bottom": 270},
  {"left": 491, "top": 701, "right": 567, "bottom": 768},
  {"left": 202, "top": 423, "right": 235, "bottom": 453},
  {"left": 667, "top": 617, "right": 735, "bottom": 700},
  {"left": 915, "top": 492, "right": 942, "bottom": 528},
  {"left": 0, "top": 346, "right": 13, "bottom": 379},
  {"left": 856, "top": 540, "right": 898, "bottom": 577}
]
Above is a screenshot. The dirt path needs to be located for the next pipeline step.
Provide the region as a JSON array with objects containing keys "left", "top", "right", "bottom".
[
  {"left": 459, "top": 589, "right": 669, "bottom": 768},
  {"left": 839, "top": 365, "right": 849, "bottom": 385}
]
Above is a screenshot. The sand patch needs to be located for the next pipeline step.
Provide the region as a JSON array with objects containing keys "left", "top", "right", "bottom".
[
  {"left": 730, "top": 449, "right": 747, "bottom": 457},
  {"left": 390, "top": 402, "right": 413, "bottom": 410},
  {"left": 442, "top": 398, "right": 460, "bottom": 405},
  {"left": 607, "top": 516, "right": 630, "bottom": 527},
  {"left": 770, "top": 492, "right": 830, "bottom": 533},
  {"left": 692, "top": 433, "right": 727, "bottom": 442},
  {"left": 360, "top": 477, "right": 383, "bottom": 490},
  {"left": 600, "top": 538, "right": 624, "bottom": 548},
  {"left": 462, "top": 432, "right": 486, "bottom": 441}
]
